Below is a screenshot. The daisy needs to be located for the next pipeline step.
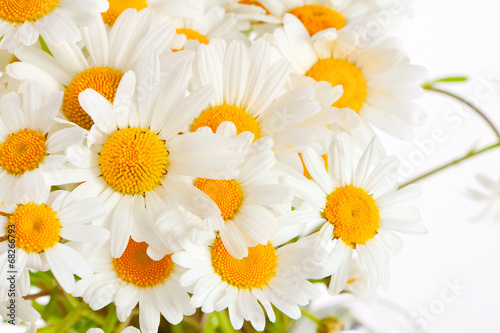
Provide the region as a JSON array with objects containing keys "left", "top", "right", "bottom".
[
  {"left": 0, "top": 81, "right": 86, "bottom": 202},
  {"left": 0, "top": 0, "right": 108, "bottom": 53},
  {"left": 283, "top": 136, "right": 426, "bottom": 294},
  {"left": 7, "top": 8, "right": 182, "bottom": 130},
  {"left": 0, "top": 187, "right": 109, "bottom": 293},
  {"left": 158, "top": 121, "right": 292, "bottom": 259},
  {"left": 272, "top": 14, "right": 427, "bottom": 141},
  {"left": 468, "top": 173, "right": 500, "bottom": 222},
  {"left": 74, "top": 238, "right": 194, "bottom": 333},
  {"left": 101, "top": 0, "right": 203, "bottom": 26},
  {"left": 49, "top": 54, "right": 244, "bottom": 258},
  {"left": 187, "top": 37, "right": 326, "bottom": 152},
  {"left": 172, "top": 220, "right": 322, "bottom": 331}
]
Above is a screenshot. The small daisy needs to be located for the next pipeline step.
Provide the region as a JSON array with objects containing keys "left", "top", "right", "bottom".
[
  {"left": 74, "top": 238, "right": 194, "bottom": 333},
  {"left": 7, "top": 8, "right": 181, "bottom": 130},
  {"left": 172, "top": 222, "right": 321, "bottom": 331},
  {"left": 101, "top": 0, "right": 203, "bottom": 26},
  {"left": 0, "top": 0, "right": 108, "bottom": 53},
  {"left": 51, "top": 54, "right": 244, "bottom": 258},
  {"left": 159, "top": 121, "right": 292, "bottom": 259},
  {"left": 0, "top": 81, "right": 86, "bottom": 202},
  {"left": 272, "top": 14, "right": 427, "bottom": 141},
  {"left": 0, "top": 188, "right": 109, "bottom": 293},
  {"left": 188, "top": 37, "right": 326, "bottom": 152},
  {"left": 468, "top": 173, "right": 500, "bottom": 222},
  {"left": 283, "top": 136, "right": 426, "bottom": 294}
]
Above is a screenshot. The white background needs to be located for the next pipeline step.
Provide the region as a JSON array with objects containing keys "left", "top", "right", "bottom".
[{"left": 3, "top": 0, "right": 500, "bottom": 332}]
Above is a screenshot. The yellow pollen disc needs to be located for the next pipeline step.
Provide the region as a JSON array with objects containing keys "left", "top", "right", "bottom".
[
  {"left": 238, "top": 0, "right": 270, "bottom": 14},
  {"left": 191, "top": 104, "right": 261, "bottom": 140},
  {"left": 194, "top": 179, "right": 243, "bottom": 220},
  {"left": 64, "top": 67, "right": 123, "bottom": 130},
  {"left": 176, "top": 28, "right": 209, "bottom": 45},
  {"left": 100, "top": 128, "right": 169, "bottom": 195},
  {"left": 324, "top": 185, "right": 380, "bottom": 246},
  {"left": 289, "top": 5, "right": 345, "bottom": 36},
  {"left": 211, "top": 238, "right": 277, "bottom": 289},
  {"left": 0, "top": 129, "right": 46, "bottom": 175},
  {"left": 102, "top": 0, "right": 148, "bottom": 26},
  {"left": 306, "top": 58, "right": 367, "bottom": 113},
  {"left": 299, "top": 153, "right": 328, "bottom": 179},
  {"left": 113, "top": 238, "right": 174, "bottom": 288},
  {"left": 8, "top": 202, "right": 61, "bottom": 253},
  {"left": 0, "top": 0, "right": 60, "bottom": 24}
]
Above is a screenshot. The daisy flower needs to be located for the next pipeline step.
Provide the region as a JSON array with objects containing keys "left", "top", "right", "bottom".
[
  {"left": 50, "top": 53, "right": 244, "bottom": 258},
  {"left": 7, "top": 8, "right": 181, "bottom": 130},
  {"left": 159, "top": 121, "right": 292, "bottom": 259},
  {"left": 0, "top": 81, "right": 86, "bottom": 202},
  {"left": 188, "top": 37, "right": 325, "bottom": 152},
  {"left": 468, "top": 173, "right": 500, "bottom": 222},
  {"left": 0, "top": 0, "right": 108, "bottom": 53},
  {"left": 172, "top": 221, "right": 321, "bottom": 331},
  {"left": 283, "top": 136, "right": 426, "bottom": 294},
  {"left": 272, "top": 14, "right": 427, "bottom": 141},
  {"left": 101, "top": 0, "right": 203, "bottom": 26},
  {"left": 0, "top": 187, "right": 109, "bottom": 293},
  {"left": 74, "top": 238, "right": 194, "bottom": 333}
]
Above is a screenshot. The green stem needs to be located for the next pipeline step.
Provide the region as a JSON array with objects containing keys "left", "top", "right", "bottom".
[
  {"left": 400, "top": 142, "right": 500, "bottom": 188},
  {"left": 215, "top": 310, "right": 235, "bottom": 333},
  {"left": 300, "top": 308, "right": 320, "bottom": 324},
  {"left": 424, "top": 86, "right": 500, "bottom": 140}
]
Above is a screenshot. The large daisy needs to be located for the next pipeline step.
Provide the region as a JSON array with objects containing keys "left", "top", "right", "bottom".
[
  {"left": 50, "top": 54, "right": 244, "bottom": 258},
  {"left": 74, "top": 238, "right": 194, "bottom": 333},
  {"left": 158, "top": 121, "right": 292, "bottom": 259},
  {"left": 187, "top": 37, "right": 327, "bottom": 152},
  {"left": 0, "top": 81, "right": 86, "bottom": 202},
  {"left": 272, "top": 14, "right": 427, "bottom": 141},
  {"left": 0, "top": 188, "right": 109, "bottom": 293},
  {"left": 283, "top": 136, "right": 426, "bottom": 294},
  {"left": 172, "top": 220, "right": 321, "bottom": 331},
  {"left": 7, "top": 8, "right": 182, "bottom": 130},
  {"left": 0, "top": 0, "right": 108, "bottom": 53}
]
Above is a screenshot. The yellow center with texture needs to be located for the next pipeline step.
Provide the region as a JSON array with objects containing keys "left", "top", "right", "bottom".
[
  {"left": 102, "top": 0, "right": 148, "bottom": 26},
  {"left": 0, "top": 129, "right": 46, "bottom": 175},
  {"left": 289, "top": 5, "right": 345, "bottom": 35},
  {"left": 212, "top": 238, "right": 277, "bottom": 289},
  {"left": 191, "top": 104, "right": 261, "bottom": 139},
  {"left": 324, "top": 185, "right": 380, "bottom": 246},
  {"left": 0, "top": 0, "right": 60, "bottom": 23},
  {"left": 100, "top": 128, "right": 169, "bottom": 195},
  {"left": 113, "top": 238, "right": 174, "bottom": 287},
  {"left": 307, "top": 58, "right": 367, "bottom": 112},
  {"left": 64, "top": 67, "right": 124, "bottom": 130},
  {"left": 7, "top": 202, "right": 61, "bottom": 253},
  {"left": 195, "top": 179, "right": 243, "bottom": 220}
]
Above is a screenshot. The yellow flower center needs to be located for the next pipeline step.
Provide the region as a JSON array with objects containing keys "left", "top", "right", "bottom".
[
  {"left": 113, "top": 238, "right": 174, "bottom": 288},
  {"left": 194, "top": 179, "right": 243, "bottom": 220},
  {"left": 100, "top": 128, "right": 169, "bottom": 195},
  {"left": 101, "top": 0, "right": 148, "bottom": 26},
  {"left": 64, "top": 67, "right": 123, "bottom": 130},
  {"left": 211, "top": 238, "right": 277, "bottom": 289},
  {"left": 324, "top": 185, "right": 380, "bottom": 246},
  {"left": 238, "top": 0, "right": 270, "bottom": 14},
  {"left": 0, "top": 129, "right": 46, "bottom": 175},
  {"left": 191, "top": 104, "right": 261, "bottom": 140},
  {"left": 176, "top": 28, "right": 209, "bottom": 45},
  {"left": 7, "top": 202, "right": 61, "bottom": 253},
  {"left": 306, "top": 58, "right": 367, "bottom": 113},
  {"left": 0, "top": 0, "right": 60, "bottom": 24},
  {"left": 289, "top": 5, "right": 345, "bottom": 36}
]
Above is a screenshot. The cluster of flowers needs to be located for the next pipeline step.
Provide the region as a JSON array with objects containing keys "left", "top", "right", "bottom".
[{"left": 0, "top": 0, "right": 427, "bottom": 332}]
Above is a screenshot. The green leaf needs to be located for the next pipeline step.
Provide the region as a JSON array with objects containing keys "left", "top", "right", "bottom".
[
  {"left": 38, "top": 36, "right": 53, "bottom": 56},
  {"left": 434, "top": 76, "right": 468, "bottom": 83},
  {"left": 54, "top": 302, "right": 87, "bottom": 332}
]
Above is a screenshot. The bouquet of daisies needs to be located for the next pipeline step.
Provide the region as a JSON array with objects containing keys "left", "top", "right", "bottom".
[{"left": 0, "top": 0, "right": 432, "bottom": 332}]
